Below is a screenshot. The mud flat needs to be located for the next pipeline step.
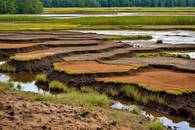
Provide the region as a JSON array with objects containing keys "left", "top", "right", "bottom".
[{"left": 0, "top": 31, "right": 195, "bottom": 126}]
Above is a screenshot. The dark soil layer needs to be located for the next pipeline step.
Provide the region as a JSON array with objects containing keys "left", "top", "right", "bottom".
[{"left": 47, "top": 69, "right": 195, "bottom": 123}]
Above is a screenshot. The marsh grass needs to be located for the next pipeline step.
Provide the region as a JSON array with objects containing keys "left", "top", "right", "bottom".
[
  {"left": 122, "top": 85, "right": 166, "bottom": 105},
  {"left": 35, "top": 73, "right": 46, "bottom": 82},
  {"left": 0, "top": 82, "right": 14, "bottom": 90},
  {"left": 61, "top": 16, "right": 195, "bottom": 25},
  {"left": 150, "top": 119, "right": 166, "bottom": 130},
  {"left": 0, "top": 62, "right": 16, "bottom": 72},
  {"left": 107, "top": 87, "right": 118, "bottom": 97},
  {"left": 102, "top": 35, "right": 152, "bottom": 41},
  {"left": 58, "top": 92, "right": 110, "bottom": 108},
  {"left": 44, "top": 8, "right": 195, "bottom": 14},
  {"left": 136, "top": 52, "right": 191, "bottom": 59},
  {"left": 0, "top": 15, "right": 45, "bottom": 22},
  {"left": 49, "top": 80, "right": 68, "bottom": 92},
  {"left": 80, "top": 86, "right": 95, "bottom": 93}
]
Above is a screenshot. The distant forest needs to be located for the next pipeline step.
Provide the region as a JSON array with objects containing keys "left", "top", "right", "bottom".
[
  {"left": 0, "top": 0, "right": 42, "bottom": 14},
  {"left": 43, "top": 0, "right": 195, "bottom": 7},
  {"left": 0, "top": 0, "right": 195, "bottom": 14}
]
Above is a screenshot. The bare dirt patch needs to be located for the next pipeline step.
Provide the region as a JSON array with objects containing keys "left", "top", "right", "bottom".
[
  {"left": 54, "top": 61, "right": 141, "bottom": 74},
  {"left": 0, "top": 90, "right": 150, "bottom": 130}
]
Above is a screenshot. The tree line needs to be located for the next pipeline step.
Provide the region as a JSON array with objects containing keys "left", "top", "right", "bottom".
[
  {"left": 43, "top": 0, "right": 195, "bottom": 7},
  {"left": 0, "top": 0, "right": 42, "bottom": 14}
]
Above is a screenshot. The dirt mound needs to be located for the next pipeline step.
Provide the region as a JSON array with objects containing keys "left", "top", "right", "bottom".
[{"left": 0, "top": 90, "right": 150, "bottom": 130}]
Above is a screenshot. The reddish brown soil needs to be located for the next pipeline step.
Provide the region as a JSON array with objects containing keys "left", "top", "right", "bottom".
[
  {"left": 54, "top": 61, "right": 140, "bottom": 74},
  {"left": 101, "top": 57, "right": 195, "bottom": 72},
  {"left": 0, "top": 43, "right": 36, "bottom": 49},
  {"left": 0, "top": 90, "right": 150, "bottom": 130},
  {"left": 97, "top": 69, "right": 195, "bottom": 94}
]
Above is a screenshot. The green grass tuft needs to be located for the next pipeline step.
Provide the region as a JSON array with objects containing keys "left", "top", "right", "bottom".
[
  {"left": 35, "top": 73, "right": 47, "bottom": 82},
  {"left": 102, "top": 35, "right": 152, "bottom": 41},
  {"left": 0, "top": 82, "right": 14, "bottom": 90},
  {"left": 0, "top": 62, "right": 16, "bottom": 72},
  {"left": 58, "top": 92, "right": 110, "bottom": 108},
  {"left": 122, "top": 85, "right": 166, "bottom": 105},
  {"left": 49, "top": 80, "right": 68, "bottom": 92},
  {"left": 150, "top": 119, "right": 166, "bottom": 130}
]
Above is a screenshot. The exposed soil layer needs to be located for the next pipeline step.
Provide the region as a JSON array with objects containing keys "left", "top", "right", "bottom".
[
  {"left": 54, "top": 61, "right": 141, "bottom": 74},
  {"left": 11, "top": 41, "right": 127, "bottom": 61},
  {"left": 97, "top": 69, "right": 195, "bottom": 94},
  {"left": 101, "top": 57, "right": 195, "bottom": 72},
  {"left": 47, "top": 69, "right": 195, "bottom": 123},
  {"left": 0, "top": 90, "right": 150, "bottom": 130},
  {"left": 1, "top": 31, "right": 195, "bottom": 123}
]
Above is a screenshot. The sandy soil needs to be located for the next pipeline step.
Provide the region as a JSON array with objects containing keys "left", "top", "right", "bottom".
[
  {"left": 54, "top": 61, "right": 140, "bottom": 74},
  {"left": 97, "top": 69, "right": 195, "bottom": 94},
  {"left": 0, "top": 90, "right": 150, "bottom": 130}
]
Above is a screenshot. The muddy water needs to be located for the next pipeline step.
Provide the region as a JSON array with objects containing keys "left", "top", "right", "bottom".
[
  {"left": 0, "top": 72, "right": 50, "bottom": 94},
  {"left": 112, "top": 102, "right": 195, "bottom": 130},
  {"left": 75, "top": 30, "right": 195, "bottom": 44}
]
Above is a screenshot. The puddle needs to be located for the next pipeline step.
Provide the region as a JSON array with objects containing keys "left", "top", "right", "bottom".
[
  {"left": 74, "top": 30, "right": 195, "bottom": 44},
  {"left": 111, "top": 102, "right": 195, "bottom": 130},
  {"left": 0, "top": 72, "right": 50, "bottom": 94}
]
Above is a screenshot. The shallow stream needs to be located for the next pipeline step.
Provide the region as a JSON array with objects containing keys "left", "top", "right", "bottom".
[{"left": 75, "top": 30, "right": 195, "bottom": 44}]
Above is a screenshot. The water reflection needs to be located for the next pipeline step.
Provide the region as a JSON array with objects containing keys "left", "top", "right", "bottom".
[
  {"left": 75, "top": 30, "right": 195, "bottom": 44},
  {"left": 0, "top": 72, "right": 50, "bottom": 94},
  {"left": 111, "top": 102, "right": 195, "bottom": 130}
]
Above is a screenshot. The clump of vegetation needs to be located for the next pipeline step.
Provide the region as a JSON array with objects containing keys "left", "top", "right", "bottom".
[
  {"left": 58, "top": 92, "right": 110, "bottom": 108},
  {"left": 150, "top": 119, "right": 166, "bottom": 130},
  {"left": 156, "top": 39, "right": 163, "bottom": 44},
  {"left": 0, "top": 82, "right": 14, "bottom": 90},
  {"left": 35, "top": 73, "right": 46, "bottom": 82},
  {"left": 136, "top": 51, "right": 190, "bottom": 59},
  {"left": 102, "top": 35, "right": 152, "bottom": 41},
  {"left": 131, "top": 107, "right": 141, "bottom": 115},
  {"left": 107, "top": 87, "right": 118, "bottom": 97},
  {"left": 80, "top": 86, "right": 95, "bottom": 93},
  {"left": 49, "top": 80, "right": 68, "bottom": 92},
  {"left": 122, "top": 85, "right": 166, "bottom": 105},
  {"left": 175, "top": 53, "right": 190, "bottom": 59},
  {"left": 0, "top": 62, "right": 16, "bottom": 72},
  {"left": 123, "top": 85, "right": 141, "bottom": 101}
]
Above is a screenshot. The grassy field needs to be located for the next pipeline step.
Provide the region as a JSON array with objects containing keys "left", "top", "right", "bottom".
[
  {"left": 44, "top": 7, "right": 195, "bottom": 14},
  {"left": 0, "top": 15, "right": 195, "bottom": 31},
  {"left": 61, "top": 16, "right": 195, "bottom": 25}
]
